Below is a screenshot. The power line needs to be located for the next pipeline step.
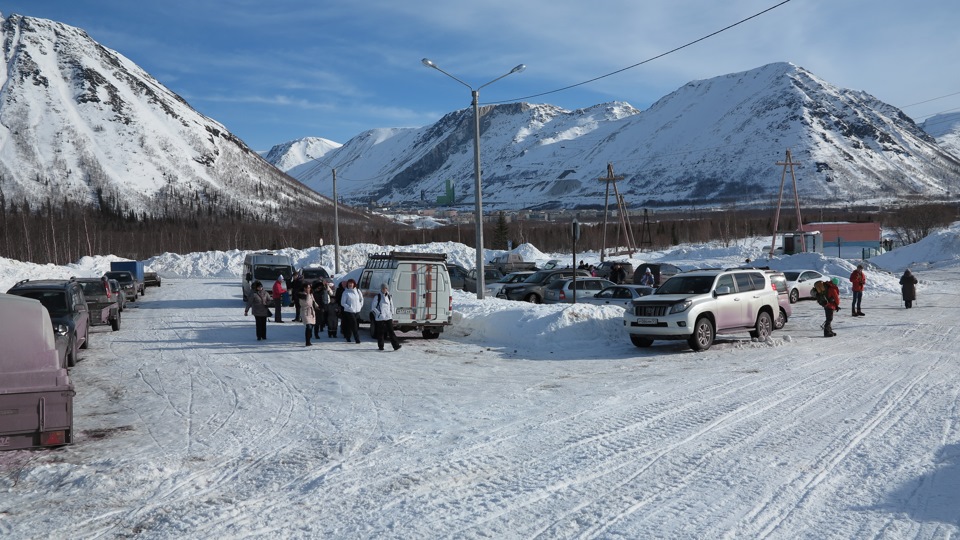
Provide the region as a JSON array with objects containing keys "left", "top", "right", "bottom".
[{"left": 486, "top": 0, "right": 793, "bottom": 105}]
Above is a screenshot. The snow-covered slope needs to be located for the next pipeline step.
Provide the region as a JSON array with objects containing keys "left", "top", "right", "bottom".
[
  {"left": 291, "top": 63, "right": 960, "bottom": 210},
  {"left": 0, "top": 13, "right": 329, "bottom": 220},
  {"left": 262, "top": 136, "right": 341, "bottom": 172},
  {"left": 921, "top": 112, "right": 960, "bottom": 159}
]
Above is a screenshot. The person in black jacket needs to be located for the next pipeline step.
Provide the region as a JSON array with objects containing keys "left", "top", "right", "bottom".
[{"left": 900, "top": 269, "right": 918, "bottom": 308}]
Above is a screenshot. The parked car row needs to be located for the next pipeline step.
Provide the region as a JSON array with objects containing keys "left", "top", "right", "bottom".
[{"left": 2, "top": 266, "right": 158, "bottom": 451}]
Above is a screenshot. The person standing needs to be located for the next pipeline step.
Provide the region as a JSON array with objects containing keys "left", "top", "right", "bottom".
[
  {"left": 311, "top": 280, "right": 326, "bottom": 338},
  {"left": 849, "top": 264, "right": 866, "bottom": 316},
  {"left": 298, "top": 282, "right": 320, "bottom": 346},
  {"left": 340, "top": 279, "right": 363, "bottom": 344},
  {"left": 323, "top": 281, "right": 339, "bottom": 338},
  {"left": 900, "top": 269, "right": 918, "bottom": 308},
  {"left": 640, "top": 267, "right": 655, "bottom": 287},
  {"left": 611, "top": 264, "right": 626, "bottom": 285},
  {"left": 817, "top": 278, "right": 841, "bottom": 337},
  {"left": 290, "top": 271, "right": 305, "bottom": 322},
  {"left": 244, "top": 281, "right": 271, "bottom": 341},
  {"left": 371, "top": 283, "right": 402, "bottom": 351},
  {"left": 272, "top": 275, "right": 287, "bottom": 322}
]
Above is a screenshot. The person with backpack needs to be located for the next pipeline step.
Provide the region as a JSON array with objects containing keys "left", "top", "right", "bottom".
[
  {"left": 900, "top": 269, "right": 918, "bottom": 308},
  {"left": 815, "top": 278, "right": 841, "bottom": 337},
  {"left": 849, "top": 264, "right": 866, "bottom": 316},
  {"left": 371, "top": 283, "right": 402, "bottom": 351}
]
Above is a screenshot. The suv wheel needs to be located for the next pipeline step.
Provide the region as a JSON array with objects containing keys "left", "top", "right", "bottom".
[
  {"left": 750, "top": 311, "right": 773, "bottom": 340},
  {"left": 789, "top": 289, "right": 799, "bottom": 304},
  {"left": 774, "top": 307, "right": 787, "bottom": 330},
  {"left": 687, "top": 317, "right": 715, "bottom": 351},
  {"left": 630, "top": 335, "right": 653, "bottom": 347},
  {"left": 524, "top": 293, "right": 541, "bottom": 304}
]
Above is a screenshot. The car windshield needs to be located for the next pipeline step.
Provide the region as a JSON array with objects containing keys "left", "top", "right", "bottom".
[
  {"left": 79, "top": 281, "right": 106, "bottom": 296},
  {"left": 105, "top": 271, "right": 133, "bottom": 284},
  {"left": 523, "top": 271, "right": 552, "bottom": 284},
  {"left": 254, "top": 265, "right": 294, "bottom": 281},
  {"left": 302, "top": 268, "right": 328, "bottom": 280},
  {"left": 17, "top": 291, "right": 69, "bottom": 316},
  {"left": 655, "top": 275, "right": 715, "bottom": 295}
]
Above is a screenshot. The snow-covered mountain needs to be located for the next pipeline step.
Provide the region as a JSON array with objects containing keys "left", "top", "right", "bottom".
[
  {"left": 0, "top": 13, "right": 331, "bottom": 220},
  {"left": 921, "top": 112, "right": 960, "bottom": 159},
  {"left": 262, "top": 136, "right": 341, "bottom": 172},
  {"left": 289, "top": 63, "right": 960, "bottom": 210}
]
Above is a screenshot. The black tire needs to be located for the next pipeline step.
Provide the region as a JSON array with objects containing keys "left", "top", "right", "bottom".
[
  {"left": 750, "top": 311, "right": 773, "bottom": 340},
  {"left": 789, "top": 289, "right": 799, "bottom": 304},
  {"left": 630, "top": 335, "right": 653, "bottom": 347},
  {"left": 687, "top": 317, "right": 714, "bottom": 351},
  {"left": 524, "top": 293, "right": 541, "bottom": 304},
  {"left": 774, "top": 307, "right": 787, "bottom": 330},
  {"left": 422, "top": 329, "right": 440, "bottom": 339},
  {"left": 111, "top": 314, "right": 121, "bottom": 331}
]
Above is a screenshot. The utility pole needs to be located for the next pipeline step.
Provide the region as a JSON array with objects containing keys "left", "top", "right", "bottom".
[
  {"left": 598, "top": 163, "right": 626, "bottom": 261},
  {"left": 769, "top": 149, "right": 805, "bottom": 257},
  {"left": 638, "top": 208, "right": 653, "bottom": 251}
]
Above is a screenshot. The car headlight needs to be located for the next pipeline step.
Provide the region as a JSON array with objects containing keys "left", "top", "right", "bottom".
[
  {"left": 55, "top": 323, "right": 69, "bottom": 336},
  {"left": 669, "top": 300, "right": 692, "bottom": 314}
]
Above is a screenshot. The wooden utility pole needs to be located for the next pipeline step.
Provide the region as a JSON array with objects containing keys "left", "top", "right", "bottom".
[
  {"left": 598, "top": 163, "right": 636, "bottom": 260},
  {"left": 638, "top": 208, "right": 653, "bottom": 251},
  {"left": 769, "top": 149, "right": 805, "bottom": 257}
]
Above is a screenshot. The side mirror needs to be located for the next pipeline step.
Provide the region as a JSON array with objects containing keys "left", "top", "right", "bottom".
[{"left": 715, "top": 285, "right": 732, "bottom": 296}]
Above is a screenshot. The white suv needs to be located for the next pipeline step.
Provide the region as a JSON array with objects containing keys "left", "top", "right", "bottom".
[{"left": 623, "top": 268, "right": 779, "bottom": 351}]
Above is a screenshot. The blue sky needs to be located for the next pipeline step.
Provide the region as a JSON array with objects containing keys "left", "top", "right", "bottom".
[{"left": 3, "top": 0, "right": 958, "bottom": 151}]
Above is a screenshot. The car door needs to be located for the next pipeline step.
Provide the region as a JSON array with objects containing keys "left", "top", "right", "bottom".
[{"left": 713, "top": 274, "right": 743, "bottom": 330}]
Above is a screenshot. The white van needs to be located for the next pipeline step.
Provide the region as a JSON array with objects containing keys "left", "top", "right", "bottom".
[
  {"left": 241, "top": 252, "right": 295, "bottom": 301},
  {"left": 357, "top": 252, "right": 453, "bottom": 339}
]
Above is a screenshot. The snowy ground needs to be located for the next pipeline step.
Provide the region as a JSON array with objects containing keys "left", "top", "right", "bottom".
[{"left": 1, "top": 227, "right": 960, "bottom": 538}]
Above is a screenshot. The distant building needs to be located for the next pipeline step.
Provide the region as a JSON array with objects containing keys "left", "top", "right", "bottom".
[{"left": 435, "top": 179, "right": 456, "bottom": 206}]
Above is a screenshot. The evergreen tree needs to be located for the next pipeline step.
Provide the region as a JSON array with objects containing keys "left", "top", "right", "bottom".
[{"left": 493, "top": 211, "right": 510, "bottom": 249}]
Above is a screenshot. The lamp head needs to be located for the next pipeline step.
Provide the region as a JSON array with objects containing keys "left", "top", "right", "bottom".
[
  {"left": 422, "top": 58, "right": 437, "bottom": 69},
  {"left": 511, "top": 64, "right": 526, "bottom": 74}
]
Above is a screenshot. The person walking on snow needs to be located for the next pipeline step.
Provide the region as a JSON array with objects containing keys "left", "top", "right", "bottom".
[
  {"left": 371, "top": 283, "right": 402, "bottom": 351},
  {"left": 322, "top": 281, "right": 339, "bottom": 338},
  {"left": 244, "top": 280, "right": 271, "bottom": 341},
  {"left": 817, "top": 278, "right": 841, "bottom": 337},
  {"left": 900, "top": 269, "right": 918, "bottom": 308},
  {"left": 272, "top": 275, "right": 287, "bottom": 323},
  {"left": 850, "top": 264, "right": 866, "bottom": 316}
]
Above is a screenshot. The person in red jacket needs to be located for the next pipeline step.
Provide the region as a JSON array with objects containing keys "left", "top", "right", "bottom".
[
  {"left": 272, "top": 275, "right": 287, "bottom": 323},
  {"left": 849, "top": 264, "right": 866, "bottom": 316}
]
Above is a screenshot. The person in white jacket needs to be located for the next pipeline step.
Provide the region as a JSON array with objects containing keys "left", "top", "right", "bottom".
[
  {"left": 339, "top": 279, "right": 363, "bottom": 344},
  {"left": 371, "top": 283, "right": 402, "bottom": 351}
]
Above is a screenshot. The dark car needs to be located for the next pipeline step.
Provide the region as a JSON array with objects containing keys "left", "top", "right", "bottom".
[
  {"left": 300, "top": 266, "right": 330, "bottom": 284},
  {"left": 447, "top": 264, "right": 469, "bottom": 291},
  {"left": 595, "top": 261, "right": 634, "bottom": 283},
  {"left": 74, "top": 277, "right": 121, "bottom": 331},
  {"left": 104, "top": 271, "right": 139, "bottom": 301},
  {"left": 499, "top": 268, "right": 591, "bottom": 304},
  {"left": 6, "top": 279, "right": 91, "bottom": 368},
  {"left": 107, "top": 278, "right": 127, "bottom": 312},
  {"left": 143, "top": 271, "right": 162, "bottom": 287},
  {"left": 464, "top": 267, "right": 504, "bottom": 294}
]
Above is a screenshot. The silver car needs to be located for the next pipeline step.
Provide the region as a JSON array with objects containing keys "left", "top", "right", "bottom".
[
  {"left": 543, "top": 278, "right": 614, "bottom": 304},
  {"left": 580, "top": 284, "right": 655, "bottom": 309}
]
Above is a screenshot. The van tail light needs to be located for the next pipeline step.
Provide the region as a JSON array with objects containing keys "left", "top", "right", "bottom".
[
  {"left": 770, "top": 283, "right": 776, "bottom": 292},
  {"left": 559, "top": 291, "right": 567, "bottom": 300},
  {"left": 40, "top": 430, "right": 68, "bottom": 446},
  {"left": 102, "top": 277, "right": 112, "bottom": 299}
]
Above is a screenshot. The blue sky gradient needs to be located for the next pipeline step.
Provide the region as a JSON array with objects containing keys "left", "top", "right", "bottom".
[{"left": 3, "top": 0, "right": 958, "bottom": 151}]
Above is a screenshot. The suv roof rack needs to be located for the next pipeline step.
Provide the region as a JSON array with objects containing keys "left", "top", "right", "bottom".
[{"left": 367, "top": 251, "right": 447, "bottom": 262}]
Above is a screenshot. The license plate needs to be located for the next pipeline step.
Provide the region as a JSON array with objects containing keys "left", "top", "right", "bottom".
[
  {"left": 636, "top": 318, "right": 657, "bottom": 325},
  {"left": 395, "top": 307, "right": 414, "bottom": 314}
]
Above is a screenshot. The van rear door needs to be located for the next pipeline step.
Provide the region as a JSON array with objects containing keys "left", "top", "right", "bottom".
[{"left": 395, "top": 262, "right": 444, "bottom": 321}]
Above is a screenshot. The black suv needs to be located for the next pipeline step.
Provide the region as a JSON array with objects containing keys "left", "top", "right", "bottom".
[
  {"left": 6, "top": 279, "right": 91, "bottom": 368},
  {"left": 104, "top": 271, "right": 139, "bottom": 301},
  {"left": 74, "top": 277, "right": 121, "bottom": 331},
  {"left": 499, "top": 268, "right": 592, "bottom": 303}
]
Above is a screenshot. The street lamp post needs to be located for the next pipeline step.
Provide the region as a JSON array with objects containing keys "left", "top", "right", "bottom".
[{"left": 422, "top": 58, "right": 525, "bottom": 300}]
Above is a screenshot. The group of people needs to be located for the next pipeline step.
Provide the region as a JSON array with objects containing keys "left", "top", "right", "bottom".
[
  {"left": 816, "top": 264, "right": 919, "bottom": 338},
  {"left": 243, "top": 275, "right": 402, "bottom": 351}
]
